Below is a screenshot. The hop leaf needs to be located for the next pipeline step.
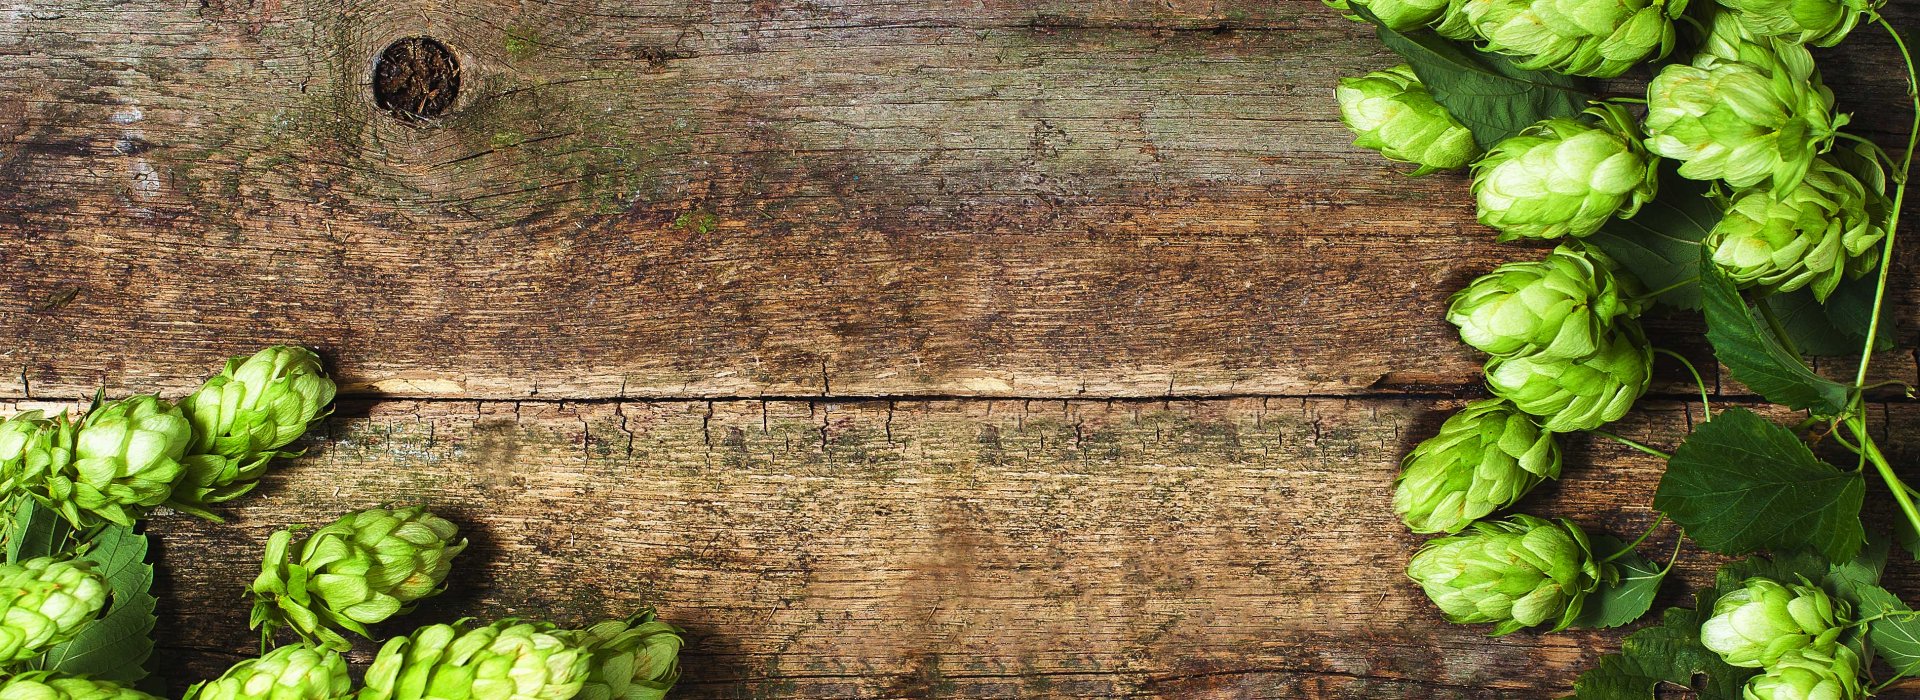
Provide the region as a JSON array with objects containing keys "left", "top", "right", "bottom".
[
  {"left": 174, "top": 346, "right": 337, "bottom": 517},
  {"left": 1393, "top": 399, "right": 1561, "bottom": 534},
  {"left": 250, "top": 506, "right": 467, "bottom": 650},
  {"left": 1336, "top": 64, "right": 1482, "bottom": 175},
  {"left": 1471, "top": 105, "right": 1660, "bottom": 241},
  {"left": 183, "top": 645, "right": 351, "bottom": 700},
  {"left": 1407, "top": 514, "right": 1608, "bottom": 635},
  {"left": 0, "top": 557, "right": 111, "bottom": 663},
  {"left": 359, "top": 620, "right": 592, "bottom": 700}
]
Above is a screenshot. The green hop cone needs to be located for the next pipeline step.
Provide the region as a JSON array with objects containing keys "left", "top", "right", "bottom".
[
  {"left": 1337, "top": 64, "right": 1481, "bottom": 175},
  {"left": 1432, "top": 0, "right": 1480, "bottom": 39},
  {"left": 1484, "top": 320, "right": 1652, "bottom": 432},
  {"left": 1393, "top": 399, "right": 1561, "bottom": 534},
  {"left": 1459, "top": 0, "right": 1680, "bottom": 78},
  {"left": 1406, "top": 514, "right": 1605, "bottom": 635},
  {"left": 1700, "top": 577, "right": 1849, "bottom": 669},
  {"left": 0, "top": 556, "right": 111, "bottom": 663},
  {"left": 1706, "top": 155, "right": 1889, "bottom": 301},
  {"left": 1352, "top": 0, "right": 1452, "bottom": 30},
  {"left": 1472, "top": 105, "right": 1660, "bottom": 241},
  {"left": 250, "top": 505, "right": 467, "bottom": 650},
  {"left": 1644, "top": 12, "right": 1846, "bottom": 191},
  {"left": 1716, "top": 0, "right": 1877, "bottom": 47},
  {"left": 175, "top": 346, "right": 337, "bottom": 516},
  {"left": 0, "top": 674, "right": 163, "bottom": 700},
  {"left": 1742, "top": 646, "right": 1865, "bottom": 700},
  {"left": 359, "top": 620, "right": 592, "bottom": 700},
  {"left": 50, "top": 395, "right": 191, "bottom": 527},
  {"left": 184, "top": 644, "right": 351, "bottom": 700},
  {"left": 573, "top": 610, "right": 687, "bottom": 700},
  {"left": 0, "top": 410, "right": 77, "bottom": 500},
  {"left": 1447, "top": 245, "right": 1643, "bottom": 360}
]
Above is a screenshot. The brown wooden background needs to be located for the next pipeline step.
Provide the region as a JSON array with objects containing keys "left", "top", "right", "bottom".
[{"left": 3, "top": 1, "right": 1918, "bottom": 697}]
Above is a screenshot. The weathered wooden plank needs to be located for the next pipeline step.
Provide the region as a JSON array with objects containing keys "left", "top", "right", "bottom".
[
  {"left": 75, "top": 395, "right": 1896, "bottom": 698},
  {"left": 2, "top": 3, "right": 1913, "bottom": 400}
]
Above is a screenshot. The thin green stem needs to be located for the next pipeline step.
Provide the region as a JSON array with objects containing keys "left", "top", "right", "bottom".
[
  {"left": 1856, "top": 17, "right": 1919, "bottom": 395},
  {"left": 1602, "top": 513, "right": 1667, "bottom": 564},
  {"left": 1654, "top": 348, "right": 1712, "bottom": 417},
  {"left": 1587, "top": 430, "right": 1673, "bottom": 460},
  {"left": 1848, "top": 415, "right": 1920, "bottom": 546},
  {"left": 1655, "top": 530, "right": 1685, "bottom": 576},
  {"left": 1631, "top": 277, "right": 1698, "bottom": 304},
  {"left": 1755, "top": 298, "right": 1803, "bottom": 360}
]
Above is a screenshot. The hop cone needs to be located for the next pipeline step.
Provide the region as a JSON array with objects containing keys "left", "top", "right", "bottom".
[
  {"left": 1472, "top": 105, "right": 1660, "bottom": 240},
  {"left": 1406, "top": 514, "right": 1604, "bottom": 634},
  {"left": 0, "top": 556, "right": 110, "bottom": 663},
  {"left": 0, "top": 410, "right": 76, "bottom": 500},
  {"left": 1351, "top": 0, "right": 1452, "bottom": 31},
  {"left": 251, "top": 506, "right": 467, "bottom": 650},
  {"left": 50, "top": 395, "right": 192, "bottom": 527},
  {"left": 1743, "top": 646, "right": 1864, "bottom": 700},
  {"left": 1485, "top": 320, "right": 1651, "bottom": 432},
  {"left": 0, "top": 674, "right": 162, "bottom": 700},
  {"left": 1645, "top": 12, "right": 1846, "bottom": 191},
  {"left": 1337, "top": 64, "right": 1481, "bottom": 175},
  {"left": 1459, "top": 0, "right": 1680, "bottom": 78},
  {"left": 1432, "top": 0, "right": 1480, "bottom": 39},
  {"left": 1717, "top": 0, "right": 1877, "bottom": 47},
  {"left": 1701, "top": 577, "right": 1849, "bottom": 669},
  {"left": 572, "top": 611, "right": 687, "bottom": 700},
  {"left": 1707, "top": 155, "right": 1888, "bottom": 301},
  {"left": 359, "top": 620, "right": 592, "bottom": 700},
  {"left": 184, "top": 645, "right": 351, "bottom": 700},
  {"left": 1394, "top": 399, "right": 1561, "bottom": 534},
  {"left": 175, "top": 346, "right": 337, "bottom": 516},
  {"left": 1448, "top": 245, "right": 1643, "bottom": 360}
]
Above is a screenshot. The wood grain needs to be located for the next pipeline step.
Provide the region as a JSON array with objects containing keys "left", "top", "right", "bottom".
[
  {"left": 1, "top": 1, "right": 1913, "bottom": 400},
  {"left": 62, "top": 395, "right": 1893, "bottom": 698}
]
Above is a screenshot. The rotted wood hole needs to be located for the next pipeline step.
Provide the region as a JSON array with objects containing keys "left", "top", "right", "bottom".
[{"left": 373, "top": 37, "right": 461, "bottom": 122}]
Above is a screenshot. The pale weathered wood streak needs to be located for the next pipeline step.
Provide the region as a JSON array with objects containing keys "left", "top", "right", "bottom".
[
  {"left": 107, "top": 396, "right": 1911, "bottom": 698},
  {"left": 0, "top": 1, "right": 1913, "bottom": 400}
]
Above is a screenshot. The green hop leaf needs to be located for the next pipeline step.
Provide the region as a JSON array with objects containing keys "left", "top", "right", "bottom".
[
  {"left": 1406, "top": 514, "right": 1606, "bottom": 635},
  {"left": 1653, "top": 408, "right": 1865, "bottom": 563},
  {"left": 1706, "top": 156, "right": 1889, "bottom": 302},
  {"left": 1484, "top": 319, "right": 1652, "bottom": 432},
  {"left": 1741, "top": 646, "right": 1864, "bottom": 700},
  {"left": 1459, "top": 0, "right": 1683, "bottom": 78},
  {"left": 1569, "top": 534, "right": 1666, "bottom": 629},
  {"left": 1336, "top": 64, "right": 1482, "bottom": 175},
  {"left": 48, "top": 396, "right": 192, "bottom": 528},
  {"left": 1472, "top": 104, "right": 1661, "bottom": 241},
  {"left": 184, "top": 645, "right": 351, "bottom": 700},
  {"left": 1448, "top": 245, "right": 1644, "bottom": 360},
  {"left": 1715, "top": 0, "right": 1879, "bottom": 47},
  {"left": 1699, "top": 260, "right": 1850, "bottom": 414},
  {"left": 1699, "top": 577, "right": 1849, "bottom": 668},
  {"left": 0, "top": 557, "right": 110, "bottom": 663},
  {"left": 1393, "top": 399, "right": 1560, "bottom": 534},
  {"left": 0, "top": 673, "right": 162, "bottom": 700},
  {"left": 250, "top": 506, "right": 467, "bottom": 651},
  {"left": 1644, "top": 11, "right": 1847, "bottom": 192},
  {"left": 174, "top": 346, "right": 337, "bottom": 517},
  {"left": 359, "top": 620, "right": 592, "bottom": 700}
]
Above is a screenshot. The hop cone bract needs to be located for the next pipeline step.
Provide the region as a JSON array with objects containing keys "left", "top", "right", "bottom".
[
  {"left": 0, "top": 674, "right": 162, "bottom": 700},
  {"left": 1337, "top": 64, "right": 1480, "bottom": 175},
  {"left": 251, "top": 506, "right": 467, "bottom": 650},
  {"left": 1394, "top": 399, "right": 1561, "bottom": 534},
  {"left": 1645, "top": 12, "right": 1846, "bottom": 191},
  {"left": 1717, "top": 0, "right": 1877, "bottom": 47},
  {"left": 184, "top": 645, "right": 351, "bottom": 700},
  {"left": 0, "top": 556, "right": 110, "bottom": 663},
  {"left": 1448, "top": 245, "right": 1642, "bottom": 360},
  {"left": 572, "top": 610, "right": 687, "bottom": 700},
  {"left": 1743, "top": 646, "right": 1864, "bottom": 700},
  {"left": 1472, "top": 105, "right": 1660, "bottom": 240},
  {"left": 1707, "top": 155, "right": 1888, "bottom": 301},
  {"left": 1459, "top": 0, "right": 1680, "bottom": 78},
  {"left": 1701, "top": 577, "right": 1849, "bottom": 669},
  {"left": 1351, "top": 0, "right": 1452, "bottom": 31},
  {"left": 0, "top": 410, "right": 76, "bottom": 500},
  {"left": 52, "top": 395, "right": 192, "bottom": 527},
  {"left": 359, "top": 620, "right": 592, "bottom": 700},
  {"left": 1406, "top": 514, "right": 1605, "bottom": 635},
  {"left": 175, "top": 346, "right": 337, "bottom": 516},
  {"left": 1485, "top": 320, "right": 1651, "bottom": 432}
]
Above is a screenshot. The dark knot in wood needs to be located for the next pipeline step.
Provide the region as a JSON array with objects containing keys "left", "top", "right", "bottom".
[{"left": 374, "top": 37, "right": 460, "bottom": 122}]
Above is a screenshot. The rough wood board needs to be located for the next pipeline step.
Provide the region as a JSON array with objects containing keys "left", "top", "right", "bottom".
[
  {"left": 106, "top": 396, "right": 1913, "bottom": 698},
  {"left": 1, "top": 2, "right": 1914, "bottom": 400}
]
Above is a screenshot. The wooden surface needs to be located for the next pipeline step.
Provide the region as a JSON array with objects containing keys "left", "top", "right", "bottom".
[{"left": 1, "top": 0, "right": 1918, "bottom": 697}]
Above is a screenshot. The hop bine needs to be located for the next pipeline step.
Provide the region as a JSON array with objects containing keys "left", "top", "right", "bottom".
[
  {"left": 1336, "top": 64, "right": 1481, "bottom": 175},
  {"left": 1706, "top": 154, "right": 1889, "bottom": 301},
  {"left": 0, "top": 674, "right": 162, "bottom": 700},
  {"left": 1742, "top": 646, "right": 1865, "bottom": 700},
  {"left": 1393, "top": 399, "right": 1561, "bottom": 534},
  {"left": 174, "top": 346, "right": 337, "bottom": 518},
  {"left": 184, "top": 645, "right": 351, "bottom": 700},
  {"left": 1406, "top": 514, "right": 1607, "bottom": 635},
  {"left": 1484, "top": 319, "right": 1652, "bottom": 433},
  {"left": 1448, "top": 245, "right": 1643, "bottom": 360},
  {"left": 1471, "top": 105, "right": 1660, "bottom": 241},
  {"left": 359, "top": 620, "right": 592, "bottom": 700},
  {"left": 1644, "top": 10, "right": 1846, "bottom": 192},
  {"left": 0, "top": 556, "right": 111, "bottom": 663},
  {"left": 250, "top": 506, "right": 467, "bottom": 650},
  {"left": 1458, "top": 0, "right": 1682, "bottom": 78},
  {"left": 1700, "top": 577, "right": 1850, "bottom": 669}
]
